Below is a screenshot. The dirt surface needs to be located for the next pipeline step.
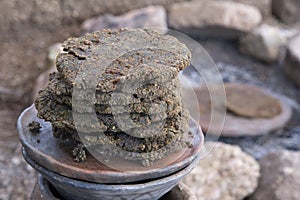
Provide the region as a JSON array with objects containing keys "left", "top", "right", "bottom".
[
  {"left": 0, "top": 26, "right": 80, "bottom": 104},
  {"left": 0, "top": 103, "right": 36, "bottom": 200}
]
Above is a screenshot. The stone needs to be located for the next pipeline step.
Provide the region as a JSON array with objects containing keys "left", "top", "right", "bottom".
[
  {"left": 249, "top": 150, "right": 300, "bottom": 200},
  {"left": 161, "top": 183, "right": 197, "bottom": 200},
  {"left": 168, "top": 1, "right": 262, "bottom": 39},
  {"left": 285, "top": 34, "right": 300, "bottom": 87},
  {"left": 272, "top": 0, "right": 300, "bottom": 24},
  {"left": 1, "top": 0, "right": 186, "bottom": 32},
  {"left": 239, "top": 24, "right": 286, "bottom": 63},
  {"left": 48, "top": 43, "right": 63, "bottom": 64},
  {"left": 183, "top": 142, "right": 260, "bottom": 200},
  {"left": 62, "top": 0, "right": 187, "bottom": 26},
  {"left": 82, "top": 6, "right": 167, "bottom": 34},
  {"left": 213, "top": 0, "right": 271, "bottom": 17}
]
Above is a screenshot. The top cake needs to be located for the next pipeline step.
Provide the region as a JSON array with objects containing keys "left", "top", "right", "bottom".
[{"left": 56, "top": 28, "right": 191, "bottom": 92}]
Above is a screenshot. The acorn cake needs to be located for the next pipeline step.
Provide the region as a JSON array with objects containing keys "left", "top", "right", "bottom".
[{"left": 35, "top": 28, "right": 192, "bottom": 165}]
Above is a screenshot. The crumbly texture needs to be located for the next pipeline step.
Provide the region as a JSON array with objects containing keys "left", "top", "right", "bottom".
[
  {"left": 28, "top": 121, "right": 41, "bottom": 134},
  {"left": 72, "top": 143, "right": 87, "bottom": 162},
  {"left": 56, "top": 28, "right": 191, "bottom": 92},
  {"left": 45, "top": 72, "right": 183, "bottom": 115},
  {"left": 35, "top": 28, "right": 192, "bottom": 163},
  {"left": 52, "top": 109, "right": 190, "bottom": 153},
  {"left": 47, "top": 72, "right": 182, "bottom": 106},
  {"left": 35, "top": 89, "right": 183, "bottom": 134}
]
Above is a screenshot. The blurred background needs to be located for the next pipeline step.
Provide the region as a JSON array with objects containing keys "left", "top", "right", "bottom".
[{"left": 0, "top": 0, "right": 299, "bottom": 199}]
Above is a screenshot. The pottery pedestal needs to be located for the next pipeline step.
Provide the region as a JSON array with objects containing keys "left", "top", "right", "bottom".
[{"left": 18, "top": 105, "right": 203, "bottom": 200}]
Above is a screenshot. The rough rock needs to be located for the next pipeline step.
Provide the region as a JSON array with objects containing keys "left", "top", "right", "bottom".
[
  {"left": 239, "top": 24, "right": 286, "bottom": 63},
  {"left": 62, "top": 0, "right": 186, "bottom": 22},
  {"left": 82, "top": 6, "right": 167, "bottom": 34},
  {"left": 162, "top": 183, "right": 197, "bottom": 200},
  {"left": 249, "top": 150, "right": 300, "bottom": 200},
  {"left": 285, "top": 34, "right": 300, "bottom": 87},
  {"left": 272, "top": 0, "right": 300, "bottom": 24},
  {"left": 1, "top": 0, "right": 187, "bottom": 32},
  {"left": 168, "top": 1, "right": 262, "bottom": 39},
  {"left": 183, "top": 142, "right": 260, "bottom": 200},
  {"left": 213, "top": 0, "right": 271, "bottom": 17}
]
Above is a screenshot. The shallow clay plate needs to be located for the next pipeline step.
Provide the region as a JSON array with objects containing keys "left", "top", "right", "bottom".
[
  {"left": 18, "top": 105, "right": 203, "bottom": 183},
  {"left": 187, "top": 83, "right": 292, "bottom": 137}
]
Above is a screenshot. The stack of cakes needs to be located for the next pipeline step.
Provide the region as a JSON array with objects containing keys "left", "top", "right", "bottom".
[{"left": 35, "top": 28, "right": 192, "bottom": 164}]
